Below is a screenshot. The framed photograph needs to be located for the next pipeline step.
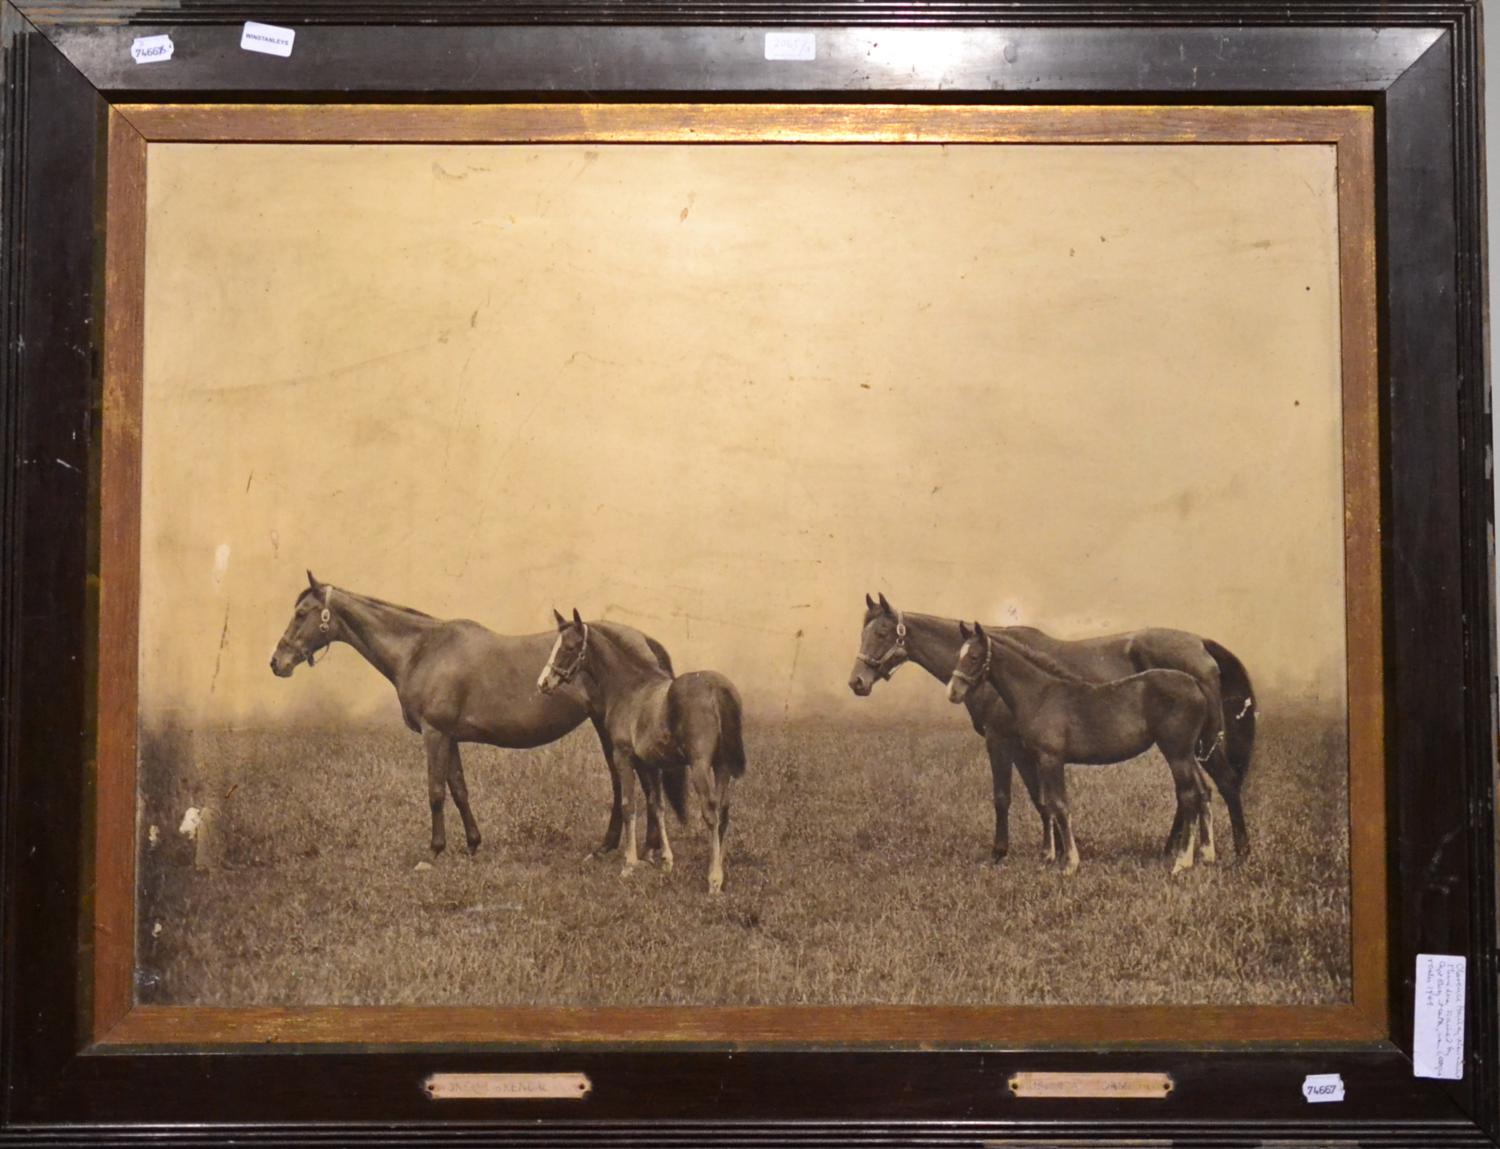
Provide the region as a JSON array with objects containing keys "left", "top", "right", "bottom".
[{"left": 1, "top": 2, "right": 1494, "bottom": 1146}]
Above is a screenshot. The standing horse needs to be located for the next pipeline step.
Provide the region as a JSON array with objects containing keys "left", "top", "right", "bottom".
[
  {"left": 847, "top": 593, "right": 1256, "bottom": 863},
  {"left": 948, "top": 621, "right": 1217, "bottom": 875},
  {"left": 537, "top": 610, "right": 746, "bottom": 894},
  {"left": 270, "top": 572, "right": 669, "bottom": 858}
]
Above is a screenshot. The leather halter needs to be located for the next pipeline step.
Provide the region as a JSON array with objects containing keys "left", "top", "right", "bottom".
[
  {"left": 949, "top": 630, "right": 993, "bottom": 687},
  {"left": 856, "top": 609, "right": 908, "bottom": 681},
  {"left": 296, "top": 588, "right": 334, "bottom": 667},
  {"left": 545, "top": 622, "right": 591, "bottom": 684}
]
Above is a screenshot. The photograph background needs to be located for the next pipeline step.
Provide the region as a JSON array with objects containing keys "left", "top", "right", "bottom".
[{"left": 135, "top": 140, "right": 1351, "bottom": 1007}]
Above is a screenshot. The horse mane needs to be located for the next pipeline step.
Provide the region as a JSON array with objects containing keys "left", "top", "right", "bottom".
[
  {"left": 644, "top": 634, "right": 676, "bottom": 677},
  {"left": 990, "top": 630, "right": 1090, "bottom": 685},
  {"left": 594, "top": 622, "right": 673, "bottom": 678},
  {"left": 301, "top": 585, "right": 434, "bottom": 619}
]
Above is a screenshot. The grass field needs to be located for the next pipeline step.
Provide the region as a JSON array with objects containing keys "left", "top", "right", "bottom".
[{"left": 136, "top": 709, "right": 1350, "bottom": 1007}]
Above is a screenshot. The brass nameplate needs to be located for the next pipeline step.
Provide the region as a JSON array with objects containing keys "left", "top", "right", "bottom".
[
  {"left": 1008, "top": 1071, "right": 1174, "bottom": 1099},
  {"left": 424, "top": 1072, "right": 592, "bottom": 1100}
]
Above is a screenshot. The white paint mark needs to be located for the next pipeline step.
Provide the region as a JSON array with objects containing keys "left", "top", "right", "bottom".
[
  {"left": 131, "top": 34, "right": 174, "bottom": 63},
  {"left": 147, "top": 824, "right": 160, "bottom": 847},
  {"left": 1236, "top": 697, "right": 1254, "bottom": 720},
  {"left": 240, "top": 21, "right": 295, "bottom": 57},
  {"left": 151, "top": 922, "right": 163, "bottom": 938},
  {"left": 213, "top": 543, "right": 231, "bottom": 585},
  {"left": 178, "top": 807, "right": 202, "bottom": 839},
  {"left": 1414, "top": 953, "right": 1466, "bottom": 1079},
  {"left": 1301, "top": 1073, "right": 1344, "bottom": 1102},
  {"left": 764, "top": 31, "right": 816, "bottom": 60},
  {"left": 414, "top": 861, "right": 433, "bottom": 872},
  {"left": 54, "top": 457, "right": 79, "bottom": 473}
]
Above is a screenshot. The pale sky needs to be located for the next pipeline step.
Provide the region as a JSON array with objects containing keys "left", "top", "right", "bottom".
[{"left": 140, "top": 140, "right": 1347, "bottom": 726}]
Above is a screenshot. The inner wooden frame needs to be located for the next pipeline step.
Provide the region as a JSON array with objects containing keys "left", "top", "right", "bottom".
[{"left": 93, "top": 102, "right": 1382, "bottom": 1048}]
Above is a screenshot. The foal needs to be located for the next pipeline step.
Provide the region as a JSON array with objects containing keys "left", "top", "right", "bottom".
[
  {"left": 947, "top": 621, "right": 1217, "bottom": 874},
  {"left": 538, "top": 611, "right": 747, "bottom": 894}
]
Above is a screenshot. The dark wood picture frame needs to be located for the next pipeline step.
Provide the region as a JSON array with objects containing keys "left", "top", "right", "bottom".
[{"left": 1, "top": 2, "right": 1494, "bottom": 1146}]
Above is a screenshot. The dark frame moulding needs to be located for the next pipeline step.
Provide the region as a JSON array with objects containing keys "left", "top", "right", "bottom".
[{"left": 0, "top": 1, "right": 1495, "bottom": 1146}]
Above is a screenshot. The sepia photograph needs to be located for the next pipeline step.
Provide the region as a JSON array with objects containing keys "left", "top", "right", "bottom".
[{"left": 133, "top": 136, "right": 1356, "bottom": 1011}]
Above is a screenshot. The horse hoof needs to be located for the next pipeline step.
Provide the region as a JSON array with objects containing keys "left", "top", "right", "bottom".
[
  {"left": 1171, "top": 858, "right": 1193, "bottom": 876},
  {"left": 660, "top": 857, "right": 674, "bottom": 874},
  {"left": 1200, "top": 843, "right": 1217, "bottom": 864},
  {"left": 431, "top": 843, "right": 446, "bottom": 858},
  {"left": 618, "top": 864, "right": 638, "bottom": 881},
  {"left": 466, "top": 839, "right": 482, "bottom": 856}
]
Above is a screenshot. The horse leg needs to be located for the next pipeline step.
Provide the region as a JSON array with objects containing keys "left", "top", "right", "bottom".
[
  {"left": 1038, "top": 755, "right": 1079, "bottom": 875},
  {"left": 688, "top": 755, "right": 729, "bottom": 895},
  {"left": 1199, "top": 745, "right": 1249, "bottom": 861},
  {"left": 422, "top": 727, "right": 452, "bottom": 856},
  {"left": 984, "top": 728, "right": 1015, "bottom": 865},
  {"left": 642, "top": 763, "right": 673, "bottom": 873},
  {"left": 1166, "top": 752, "right": 1203, "bottom": 875},
  {"left": 1195, "top": 765, "right": 1217, "bottom": 865},
  {"left": 614, "top": 750, "right": 642, "bottom": 878},
  {"left": 446, "top": 743, "right": 482, "bottom": 855},
  {"left": 1164, "top": 805, "right": 1187, "bottom": 859},
  {"left": 589, "top": 717, "right": 623, "bottom": 858}
]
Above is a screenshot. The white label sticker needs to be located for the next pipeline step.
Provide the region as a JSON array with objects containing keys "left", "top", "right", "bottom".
[
  {"left": 130, "top": 34, "right": 174, "bottom": 64},
  {"left": 764, "top": 32, "right": 816, "bottom": 61},
  {"left": 1301, "top": 1073, "right": 1345, "bottom": 1102},
  {"left": 240, "top": 21, "right": 295, "bottom": 58},
  {"left": 1413, "top": 953, "right": 1466, "bottom": 1079}
]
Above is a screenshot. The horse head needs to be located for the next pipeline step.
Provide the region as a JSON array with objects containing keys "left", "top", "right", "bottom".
[
  {"left": 849, "top": 592, "right": 908, "bottom": 696},
  {"left": 270, "top": 570, "right": 340, "bottom": 677},
  {"left": 947, "top": 620, "right": 991, "bottom": 704},
  {"left": 537, "top": 608, "right": 590, "bottom": 695}
]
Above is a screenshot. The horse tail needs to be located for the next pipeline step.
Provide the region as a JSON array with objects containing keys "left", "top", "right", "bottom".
[
  {"left": 1202, "top": 639, "right": 1256, "bottom": 791},
  {"left": 716, "top": 683, "right": 748, "bottom": 779},
  {"left": 645, "top": 635, "right": 675, "bottom": 677},
  {"left": 661, "top": 763, "right": 689, "bottom": 823}
]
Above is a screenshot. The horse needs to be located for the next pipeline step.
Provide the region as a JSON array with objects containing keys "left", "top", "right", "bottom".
[
  {"left": 948, "top": 620, "right": 1218, "bottom": 875},
  {"left": 847, "top": 593, "right": 1256, "bottom": 863},
  {"left": 537, "top": 609, "right": 747, "bottom": 894},
  {"left": 270, "top": 572, "right": 671, "bottom": 858}
]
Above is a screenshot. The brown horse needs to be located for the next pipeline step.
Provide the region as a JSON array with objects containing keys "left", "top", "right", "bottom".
[
  {"left": 948, "top": 620, "right": 1217, "bottom": 874},
  {"left": 538, "top": 610, "right": 746, "bottom": 894},
  {"left": 848, "top": 594, "right": 1255, "bottom": 863},
  {"left": 270, "top": 572, "right": 669, "bottom": 858}
]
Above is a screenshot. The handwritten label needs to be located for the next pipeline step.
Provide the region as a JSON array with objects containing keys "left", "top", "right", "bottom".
[
  {"left": 130, "top": 34, "right": 174, "bottom": 64},
  {"left": 240, "top": 21, "right": 295, "bottom": 58},
  {"left": 1301, "top": 1073, "right": 1344, "bottom": 1102},
  {"left": 764, "top": 32, "right": 816, "bottom": 61},
  {"left": 1414, "top": 953, "right": 1466, "bottom": 1079},
  {"left": 424, "top": 1073, "right": 591, "bottom": 1100},
  {"left": 1008, "top": 1071, "right": 1172, "bottom": 1099}
]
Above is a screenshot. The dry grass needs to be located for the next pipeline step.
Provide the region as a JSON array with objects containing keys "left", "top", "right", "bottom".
[{"left": 136, "top": 710, "right": 1350, "bottom": 1007}]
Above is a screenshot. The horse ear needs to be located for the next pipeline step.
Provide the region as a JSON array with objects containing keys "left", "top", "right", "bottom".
[
  {"left": 552, "top": 608, "right": 567, "bottom": 630},
  {"left": 572, "top": 607, "right": 584, "bottom": 629},
  {"left": 865, "top": 592, "right": 876, "bottom": 611},
  {"left": 878, "top": 592, "right": 893, "bottom": 616},
  {"left": 959, "top": 620, "right": 972, "bottom": 639},
  {"left": 306, "top": 570, "right": 322, "bottom": 592},
  {"left": 974, "top": 621, "right": 988, "bottom": 638}
]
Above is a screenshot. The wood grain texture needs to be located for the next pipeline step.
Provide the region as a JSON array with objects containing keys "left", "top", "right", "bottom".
[
  {"left": 90, "top": 102, "right": 1386, "bottom": 1050},
  {"left": 101, "top": 1000, "right": 1383, "bottom": 1047},
  {"left": 1334, "top": 109, "right": 1387, "bottom": 1036},
  {"left": 118, "top": 102, "right": 1372, "bottom": 145},
  {"left": 92, "top": 108, "right": 147, "bottom": 1045}
]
